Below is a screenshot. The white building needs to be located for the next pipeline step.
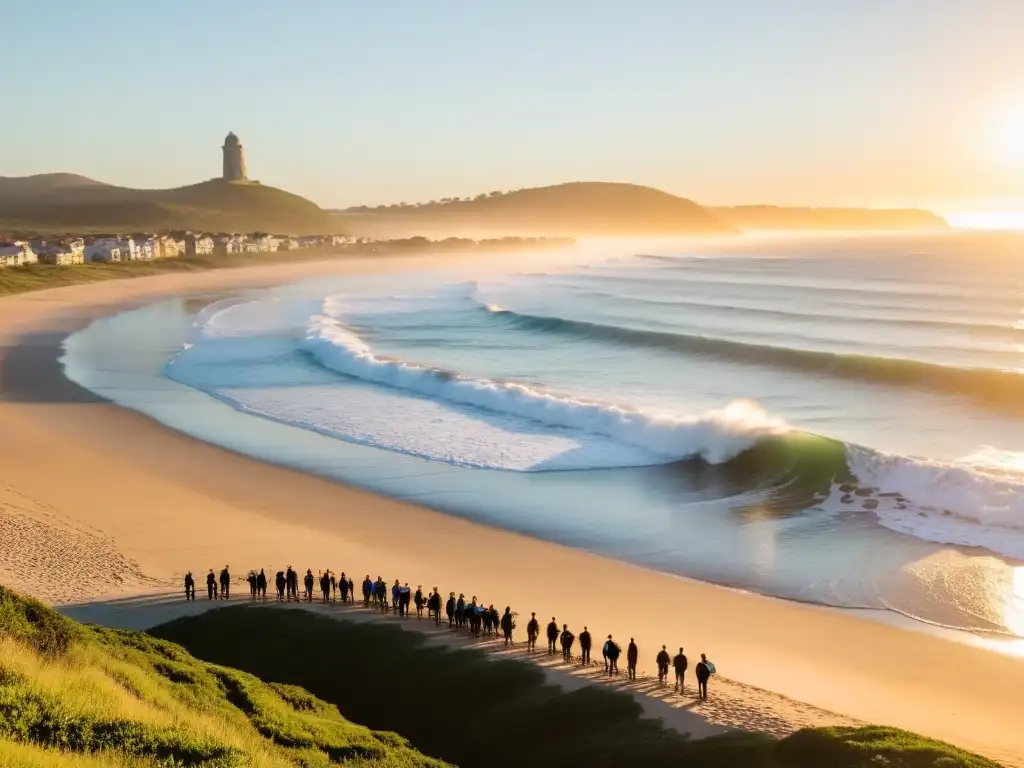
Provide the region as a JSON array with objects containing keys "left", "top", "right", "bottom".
[
  {"left": 85, "top": 237, "right": 122, "bottom": 263},
  {"left": 122, "top": 236, "right": 157, "bottom": 260},
  {"left": 36, "top": 240, "right": 85, "bottom": 265},
  {"left": 156, "top": 236, "right": 185, "bottom": 259},
  {"left": 0, "top": 242, "right": 36, "bottom": 267},
  {"left": 185, "top": 234, "right": 215, "bottom": 257}
]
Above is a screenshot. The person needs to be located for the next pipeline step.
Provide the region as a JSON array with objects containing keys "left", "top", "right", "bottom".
[
  {"left": 468, "top": 597, "right": 482, "bottom": 636},
  {"left": 546, "top": 617, "right": 559, "bottom": 655},
  {"left": 695, "top": 654, "right": 713, "bottom": 701},
  {"left": 627, "top": 638, "right": 638, "bottom": 680},
  {"left": 673, "top": 647, "right": 688, "bottom": 693},
  {"left": 392, "top": 580, "right": 401, "bottom": 613},
  {"left": 656, "top": 645, "right": 671, "bottom": 685},
  {"left": 340, "top": 572, "right": 350, "bottom": 604},
  {"left": 414, "top": 585, "right": 425, "bottom": 619},
  {"left": 256, "top": 569, "right": 267, "bottom": 600},
  {"left": 526, "top": 612, "right": 539, "bottom": 652},
  {"left": 500, "top": 606, "right": 514, "bottom": 646},
  {"left": 184, "top": 571, "right": 195, "bottom": 601},
  {"left": 488, "top": 605, "right": 500, "bottom": 637},
  {"left": 330, "top": 572, "right": 337, "bottom": 601},
  {"left": 428, "top": 588, "right": 442, "bottom": 626},
  {"left": 286, "top": 567, "right": 298, "bottom": 601},
  {"left": 375, "top": 577, "right": 387, "bottom": 613},
  {"left": 275, "top": 571, "right": 286, "bottom": 601},
  {"left": 319, "top": 571, "right": 331, "bottom": 604},
  {"left": 348, "top": 576, "right": 355, "bottom": 603},
  {"left": 456, "top": 594, "right": 466, "bottom": 629},
  {"left": 601, "top": 634, "right": 610, "bottom": 672},
  {"left": 579, "top": 626, "right": 592, "bottom": 665},
  {"left": 206, "top": 570, "right": 217, "bottom": 600},
  {"left": 400, "top": 583, "right": 412, "bottom": 617},
  {"left": 219, "top": 566, "right": 231, "bottom": 600},
  {"left": 482, "top": 605, "right": 493, "bottom": 635},
  {"left": 560, "top": 624, "right": 575, "bottom": 663},
  {"left": 304, "top": 569, "right": 314, "bottom": 602},
  {"left": 247, "top": 571, "right": 257, "bottom": 598},
  {"left": 362, "top": 575, "right": 373, "bottom": 608},
  {"left": 445, "top": 592, "right": 456, "bottom": 627},
  {"left": 606, "top": 635, "right": 621, "bottom": 676}
]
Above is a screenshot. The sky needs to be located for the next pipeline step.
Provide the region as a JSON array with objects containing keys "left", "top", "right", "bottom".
[{"left": 2, "top": 0, "right": 1023, "bottom": 211}]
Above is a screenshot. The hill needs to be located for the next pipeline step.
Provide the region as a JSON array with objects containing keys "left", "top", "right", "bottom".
[
  {"left": 713, "top": 205, "right": 948, "bottom": 230},
  {"left": 0, "top": 585, "right": 446, "bottom": 767},
  {"left": 0, "top": 177, "right": 335, "bottom": 235},
  {"left": 336, "top": 182, "right": 735, "bottom": 238}
]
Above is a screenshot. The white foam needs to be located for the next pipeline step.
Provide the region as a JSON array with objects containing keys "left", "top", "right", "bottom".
[{"left": 302, "top": 312, "right": 786, "bottom": 464}]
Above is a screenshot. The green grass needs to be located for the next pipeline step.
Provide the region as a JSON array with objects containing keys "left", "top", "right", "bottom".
[
  {"left": 153, "top": 606, "right": 1004, "bottom": 768},
  {"left": 0, "top": 586, "right": 447, "bottom": 768}
]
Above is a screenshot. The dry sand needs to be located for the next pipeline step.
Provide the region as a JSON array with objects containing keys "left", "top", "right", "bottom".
[{"left": 1, "top": 258, "right": 1022, "bottom": 766}]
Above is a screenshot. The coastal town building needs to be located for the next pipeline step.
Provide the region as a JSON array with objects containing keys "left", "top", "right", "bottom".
[
  {"left": 222, "top": 132, "right": 247, "bottom": 182},
  {"left": 185, "top": 233, "right": 215, "bottom": 257},
  {"left": 0, "top": 241, "right": 36, "bottom": 267},
  {"left": 35, "top": 238, "right": 85, "bottom": 265},
  {"left": 156, "top": 235, "right": 186, "bottom": 259},
  {"left": 84, "top": 237, "right": 122, "bottom": 263}
]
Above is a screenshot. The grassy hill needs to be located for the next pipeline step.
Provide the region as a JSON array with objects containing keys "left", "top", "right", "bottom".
[
  {"left": 336, "top": 182, "right": 735, "bottom": 238},
  {"left": 713, "top": 205, "right": 948, "bottom": 230},
  {"left": 0, "top": 585, "right": 447, "bottom": 767},
  {"left": 0, "top": 177, "right": 335, "bottom": 235},
  {"left": 154, "top": 605, "right": 1005, "bottom": 768}
]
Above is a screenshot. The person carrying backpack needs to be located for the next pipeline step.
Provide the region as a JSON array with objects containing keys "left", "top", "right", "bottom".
[
  {"left": 656, "top": 645, "right": 671, "bottom": 685},
  {"left": 696, "top": 653, "right": 714, "bottom": 701},
  {"left": 606, "top": 635, "right": 621, "bottom": 676}
]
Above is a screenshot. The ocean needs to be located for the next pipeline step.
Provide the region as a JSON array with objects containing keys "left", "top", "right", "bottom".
[{"left": 62, "top": 231, "right": 1024, "bottom": 637}]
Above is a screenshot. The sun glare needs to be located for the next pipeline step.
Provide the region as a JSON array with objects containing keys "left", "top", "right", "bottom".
[{"left": 992, "top": 103, "right": 1024, "bottom": 169}]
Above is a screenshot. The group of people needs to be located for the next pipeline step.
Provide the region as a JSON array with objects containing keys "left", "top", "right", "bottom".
[{"left": 182, "top": 565, "right": 715, "bottom": 701}]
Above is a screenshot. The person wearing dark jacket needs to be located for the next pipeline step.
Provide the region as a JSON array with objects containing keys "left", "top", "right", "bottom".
[
  {"left": 605, "top": 635, "right": 621, "bottom": 676},
  {"left": 256, "top": 569, "right": 267, "bottom": 599},
  {"left": 304, "top": 570, "right": 315, "bottom": 602},
  {"left": 375, "top": 578, "right": 388, "bottom": 613},
  {"left": 500, "top": 607, "right": 514, "bottom": 645},
  {"left": 526, "top": 613, "right": 539, "bottom": 652},
  {"left": 627, "top": 638, "right": 638, "bottom": 680},
  {"left": 246, "top": 571, "right": 257, "bottom": 598},
  {"left": 184, "top": 572, "right": 195, "bottom": 601},
  {"left": 219, "top": 566, "right": 231, "bottom": 599},
  {"left": 695, "top": 654, "right": 712, "bottom": 700},
  {"left": 286, "top": 567, "right": 298, "bottom": 601},
  {"left": 275, "top": 571, "right": 286, "bottom": 601},
  {"left": 330, "top": 573, "right": 337, "bottom": 600},
  {"left": 427, "top": 588, "right": 441, "bottom": 625},
  {"left": 546, "top": 618, "right": 559, "bottom": 655},
  {"left": 206, "top": 570, "right": 217, "bottom": 600},
  {"left": 340, "top": 572, "right": 350, "bottom": 603},
  {"left": 414, "top": 586, "right": 425, "bottom": 618},
  {"left": 445, "top": 592, "right": 456, "bottom": 627},
  {"left": 656, "top": 645, "right": 671, "bottom": 685},
  {"left": 362, "top": 575, "right": 373, "bottom": 607},
  {"left": 673, "top": 648, "right": 688, "bottom": 693},
  {"left": 578, "top": 627, "right": 592, "bottom": 665},
  {"left": 559, "top": 625, "right": 575, "bottom": 662},
  {"left": 319, "top": 571, "right": 331, "bottom": 603},
  {"left": 456, "top": 594, "right": 466, "bottom": 628}
]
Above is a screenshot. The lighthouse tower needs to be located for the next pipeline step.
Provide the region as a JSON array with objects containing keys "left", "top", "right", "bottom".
[{"left": 221, "top": 132, "right": 247, "bottom": 182}]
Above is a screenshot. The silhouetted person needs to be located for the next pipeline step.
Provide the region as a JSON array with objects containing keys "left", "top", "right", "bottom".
[
  {"left": 330, "top": 573, "right": 337, "bottom": 600},
  {"left": 219, "top": 566, "right": 231, "bottom": 599},
  {"left": 362, "top": 575, "right": 373, "bottom": 607},
  {"left": 428, "top": 588, "right": 442, "bottom": 625},
  {"left": 673, "top": 647, "right": 688, "bottom": 693},
  {"left": 606, "top": 635, "right": 620, "bottom": 676},
  {"left": 526, "top": 612, "right": 539, "bottom": 651},
  {"left": 488, "top": 605, "right": 499, "bottom": 637},
  {"left": 445, "top": 592, "right": 456, "bottom": 627},
  {"left": 206, "top": 570, "right": 217, "bottom": 600},
  {"left": 275, "top": 571, "right": 286, "bottom": 601},
  {"left": 546, "top": 617, "right": 558, "bottom": 655},
  {"left": 340, "top": 572, "right": 350, "bottom": 603},
  {"left": 304, "top": 569, "right": 314, "bottom": 602},
  {"left": 560, "top": 624, "right": 575, "bottom": 663},
  {"left": 392, "top": 579, "right": 401, "bottom": 612},
  {"left": 627, "top": 638, "right": 638, "bottom": 680},
  {"left": 468, "top": 597, "right": 482, "bottom": 635},
  {"left": 656, "top": 646, "right": 670, "bottom": 685},
  {"left": 579, "top": 626, "right": 592, "bottom": 665},
  {"left": 696, "top": 654, "right": 712, "bottom": 701},
  {"left": 375, "top": 578, "right": 387, "bottom": 613},
  {"left": 348, "top": 577, "right": 355, "bottom": 602},
  {"left": 286, "top": 567, "right": 298, "bottom": 601},
  {"left": 184, "top": 572, "right": 195, "bottom": 601},
  {"left": 256, "top": 569, "right": 267, "bottom": 599},
  {"left": 319, "top": 571, "right": 331, "bottom": 603},
  {"left": 246, "top": 571, "right": 257, "bottom": 598},
  {"left": 500, "top": 607, "right": 514, "bottom": 645},
  {"left": 414, "top": 586, "right": 425, "bottom": 618},
  {"left": 456, "top": 594, "right": 466, "bottom": 628},
  {"left": 482, "top": 605, "right": 493, "bottom": 635},
  {"left": 400, "top": 583, "right": 412, "bottom": 617}
]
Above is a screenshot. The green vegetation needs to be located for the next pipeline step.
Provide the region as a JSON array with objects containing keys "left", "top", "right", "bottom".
[
  {"left": 336, "top": 182, "right": 735, "bottom": 238},
  {"left": 153, "top": 606, "right": 1004, "bottom": 768},
  {"left": 0, "top": 178, "right": 333, "bottom": 234},
  {"left": 0, "top": 585, "right": 447, "bottom": 767}
]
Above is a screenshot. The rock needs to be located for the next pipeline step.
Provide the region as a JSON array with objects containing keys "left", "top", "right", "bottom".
[
  {"left": 862, "top": 500, "right": 879, "bottom": 510},
  {"left": 840, "top": 494, "right": 854, "bottom": 504}
]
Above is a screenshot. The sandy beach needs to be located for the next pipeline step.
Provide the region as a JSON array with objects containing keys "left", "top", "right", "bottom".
[{"left": 1, "top": 258, "right": 1022, "bottom": 767}]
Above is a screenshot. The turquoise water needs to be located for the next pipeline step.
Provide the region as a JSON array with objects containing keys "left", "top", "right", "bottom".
[{"left": 62, "top": 232, "right": 1024, "bottom": 636}]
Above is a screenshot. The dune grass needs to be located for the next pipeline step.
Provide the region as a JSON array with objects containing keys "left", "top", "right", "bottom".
[
  {"left": 0, "top": 586, "right": 447, "bottom": 767},
  {"left": 152, "top": 606, "right": 1004, "bottom": 768}
]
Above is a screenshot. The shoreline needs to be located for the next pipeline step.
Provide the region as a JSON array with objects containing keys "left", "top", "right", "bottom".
[{"left": 0, "top": 260, "right": 1022, "bottom": 766}]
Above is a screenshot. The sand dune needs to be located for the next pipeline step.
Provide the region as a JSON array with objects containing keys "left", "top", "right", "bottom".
[{"left": 0, "top": 258, "right": 1021, "bottom": 766}]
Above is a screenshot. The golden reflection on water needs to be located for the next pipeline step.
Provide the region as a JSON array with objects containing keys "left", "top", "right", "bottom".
[{"left": 1006, "top": 567, "right": 1024, "bottom": 637}]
